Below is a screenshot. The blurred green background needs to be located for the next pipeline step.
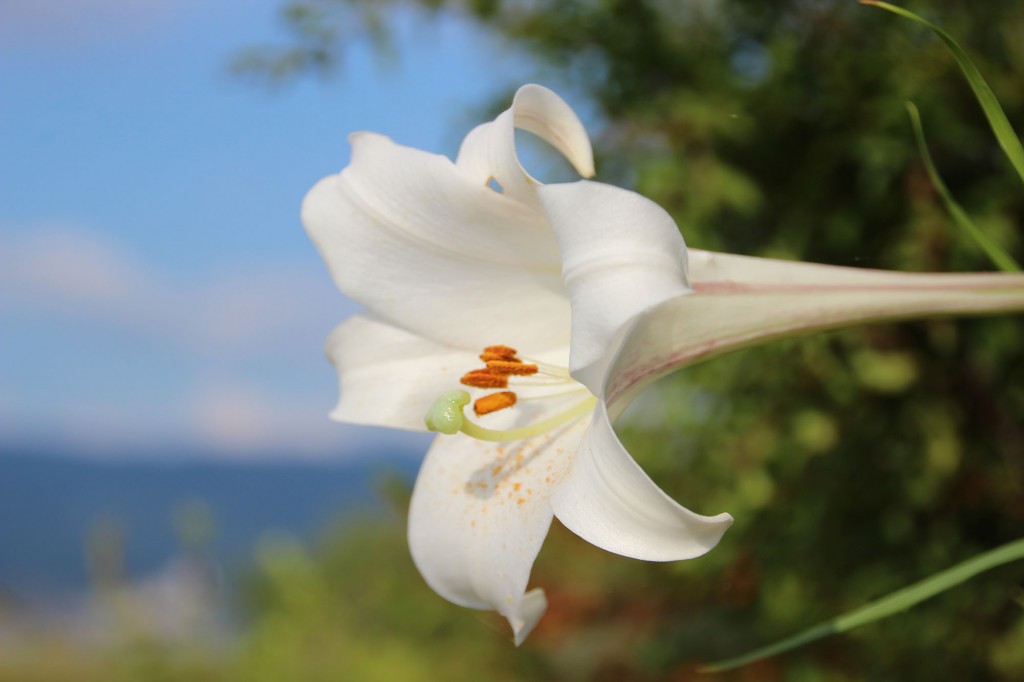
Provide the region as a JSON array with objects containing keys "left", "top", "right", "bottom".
[{"left": 4, "top": 1, "right": 1023, "bottom": 680}]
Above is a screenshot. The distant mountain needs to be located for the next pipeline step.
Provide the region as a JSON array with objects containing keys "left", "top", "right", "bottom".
[{"left": 0, "top": 448, "right": 419, "bottom": 600}]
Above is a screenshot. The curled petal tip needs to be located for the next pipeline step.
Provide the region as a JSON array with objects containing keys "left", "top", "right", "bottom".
[
  {"left": 511, "top": 588, "right": 548, "bottom": 646},
  {"left": 552, "top": 401, "right": 734, "bottom": 562},
  {"left": 512, "top": 84, "right": 595, "bottom": 180}
]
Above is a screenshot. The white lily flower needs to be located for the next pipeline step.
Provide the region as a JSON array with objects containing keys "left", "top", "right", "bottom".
[{"left": 302, "top": 85, "right": 1024, "bottom": 644}]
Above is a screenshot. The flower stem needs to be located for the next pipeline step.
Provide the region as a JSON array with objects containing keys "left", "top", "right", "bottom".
[{"left": 701, "top": 537, "right": 1024, "bottom": 672}]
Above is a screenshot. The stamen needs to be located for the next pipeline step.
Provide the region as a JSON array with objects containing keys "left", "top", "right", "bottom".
[
  {"left": 480, "top": 345, "right": 518, "bottom": 362},
  {"left": 474, "top": 391, "right": 517, "bottom": 416},
  {"left": 424, "top": 345, "right": 595, "bottom": 443},
  {"left": 516, "top": 355, "right": 572, "bottom": 378},
  {"left": 460, "top": 369, "right": 509, "bottom": 389},
  {"left": 508, "top": 375, "right": 575, "bottom": 386},
  {"left": 518, "top": 387, "right": 592, "bottom": 401},
  {"left": 486, "top": 360, "right": 539, "bottom": 376}
]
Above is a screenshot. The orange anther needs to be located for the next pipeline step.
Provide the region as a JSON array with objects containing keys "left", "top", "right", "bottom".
[
  {"left": 460, "top": 369, "right": 509, "bottom": 389},
  {"left": 486, "top": 360, "right": 539, "bottom": 376},
  {"left": 474, "top": 391, "right": 517, "bottom": 416},
  {"left": 480, "top": 345, "right": 519, "bottom": 362}
]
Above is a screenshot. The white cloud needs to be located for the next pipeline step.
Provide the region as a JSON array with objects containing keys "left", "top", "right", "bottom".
[
  {"left": 0, "top": 223, "right": 411, "bottom": 461},
  {"left": 0, "top": 225, "right": 156, "bottom": 311},
  {"left": 0, "top": 223, "right": 360, "bottom": 356},
  {"left": 0, "top": 377, "right": 430, "bottom": 463},
  {"left": 0, "top": 0, "right": 194, "bottom": 47},
  {"left": 191, "top": 383, "right": 334, "bottom": 455},
  {"left": 188, "top": 382, "right": 430, "bottom": 461}
]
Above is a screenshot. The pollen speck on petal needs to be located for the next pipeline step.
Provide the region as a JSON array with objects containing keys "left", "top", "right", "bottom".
[{"left": 474, "top": 391, "right": 517, "bottom": 416}]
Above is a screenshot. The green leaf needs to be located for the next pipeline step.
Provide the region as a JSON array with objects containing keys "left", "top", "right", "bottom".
[
  {"left": 701, "top": 537, "right": 1024, "bottom": 673},
  {"left": 860, "top": 1, "right": 1024, "bottom": 187},
  {"left": 905, "top": 101, "right": 1021, "bottom": 272}
]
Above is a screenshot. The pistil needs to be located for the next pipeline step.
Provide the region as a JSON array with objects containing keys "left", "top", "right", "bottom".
[{"left": 424, "top": 390, "right": 597, "bottom": 443}]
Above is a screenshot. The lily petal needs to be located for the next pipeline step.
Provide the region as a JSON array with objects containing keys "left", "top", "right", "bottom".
[
  {"left": 689, "top": 249, "right": 1024, "bottom": 288},
  {"left": 605, "top": 250, "right": 1024, "bottom": 413},
  {"left": 538, "top": 181, "right": 693, "bottom": 392},
  {"left": 456, "top": 84, "right": 595, "bottom": 206},
  {"left": 325, "top": 314, "right": 477, "bottom": 431},
  {"left": 408, "top": 419, "right": 588, "bottom": 644},
  {"left": 302, "top": 132, "right": 571, "bottom": 353},
  {"left": 551, "top": 400, "right": 733, "bottom": 561}
]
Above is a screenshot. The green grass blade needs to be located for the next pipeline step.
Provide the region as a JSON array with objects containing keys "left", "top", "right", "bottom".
[
  {"left": 906, "top": 101, "right": 1021, "bottom": 272},
  {"left": 701, "top": 537, "right": 1024, "bottom": 673},
  {"left": 861, "top": 1, "right": 1024, "bottom": 187}
]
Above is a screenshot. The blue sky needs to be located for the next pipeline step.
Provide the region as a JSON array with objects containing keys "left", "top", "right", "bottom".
[{"left": 0, "top": 0, "right": 549, "bottom": 460}]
